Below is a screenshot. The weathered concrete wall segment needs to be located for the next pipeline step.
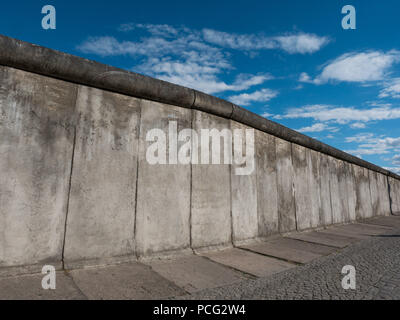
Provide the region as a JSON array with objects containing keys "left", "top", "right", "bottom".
[{"left": 0, "top": 36, "right": 399, "bottom": 272}]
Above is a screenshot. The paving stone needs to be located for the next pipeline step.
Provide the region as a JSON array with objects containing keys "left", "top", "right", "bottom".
[
  {"left": 69, "top": 262, "right": 185, "bottom": 300},
  {"left": 287, "top": 231, "right": 358, "bottom": 248},
  {"left": 270, "top": 237, "right": 338, "bottom": 256},
  {"left": 145, "top": 254, "right": 246, "bottom": 293},
  {"left": 0, "top": 272, "right": 86, "bottom": 300},
  {"left": 201, "top": 248, "right": 295, "bottom": 277},
  {"left": 240, "top": 241, "right": 322, "bottom": 264}
]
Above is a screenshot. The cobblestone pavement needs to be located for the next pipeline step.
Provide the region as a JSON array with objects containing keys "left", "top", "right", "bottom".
[{"left": 176, "top": 228, "right": 400, "bottom": 300}]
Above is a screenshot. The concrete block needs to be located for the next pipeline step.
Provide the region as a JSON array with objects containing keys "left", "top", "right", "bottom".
[
  {"left": 354, "top": 165, "right": 373, "bottom": 219},
  {"left": 145, "top": 255, "right": 246, "bottom": 293},
  {"left": 255, "top": 130, "right": 279, "bottom": 237},
  {"left": 369, "top": 170, "right": 381, "bottom": 217},
  {"left": 337, "top": 223, "right": 392, "bottom": 235},
  {"left": 231, "top": 121, "right": 258, "bottom": 242},
  {"left": 0, "top": 67, "right": 76, "bottom": 268},
  {"left": 267, "top": 237, "right": 338, "bottom": 256},
  {"left": 64, "top": 86, "right": 140, "bottom": 264},
  {"left": 338, "top": 160, "right": 351, "bottom": 223},
  {"left": 292, "top": 146, "right": 321, "bottom": 230},
  {"left": 70, "top": 262, "right": 185, "bottom": 299},
  {"left": 309, "top": 150, "right": 323, "bottom": 228},
  {"left": 275, "top": 138, "right": 296, "bottom": 233},
  {"left": 329, "top": 157, "right": 349, "bottom": 224},
  {"left": 241, "top": 241, "right": 321, "bottom": 264},
  {"left": 0, "top": 271, "right": 86, "bottom": 300},
  {"left": 389, "top": 177, "right": 400, "bottom": 214},
  {"left": 375, "top": 173, "right": 391, "bottom": 216},
  {"left": 319, "top": 228, "right": 368, "bottom": 240},
  {"left": 319, "top": 153, "right": 333, "bottom": 226},
  {"left": 287, "top": 231, "right": 357, "bottom": 248},
  {"left": 292, "top": 144, "right": 313, "bottom": 230},
  {"left": 193, "top": 90, "right": 233, "bottom": 118},
  {"left": 135, "top": 100, "right": 191, "bottom": 256},
  {"left": 201, "top": 248, "right": 294, "bottom": 277},
  {"left": 345, "top": 162, "right": 357, "bottom": 222},
  {"left": 191, "top": 110, "right": 232, "bottom": 248},
  {"left": 321, "top": 222, "right": 391, "bottom": 240},
  {"left": 363, "top": 215, "right": 400, "bottom": 228}
]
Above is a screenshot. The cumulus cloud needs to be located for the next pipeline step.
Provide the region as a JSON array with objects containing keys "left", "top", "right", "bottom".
[
  {"left": 379, "top": 78, "right": 400, "bottom": 98},
  {"left": 78, "top": 24, "right": 290, "bottom": 94},
  {"left": 274, "top": 33, "right": 330, "bottom": 54},
  {"left": 296, "top": 123, "right": 338, "bottom": 133},
  {"left": 119, "top": 23, "right": 179, "bottom": 37},
  {"left": 228, "top": 89, "right": 278, "bottom": 106},
  {"left": 202, "top": 29, "right": 329, "bottom": 54},
  {"left": 384, "top": 167, "right": 400, "bottom": 174},
  {"left": 350, "top": 122, "right": 366, "bottom": 129},
  {"left": 275, "top": 104, "right": 400, "bottom": 125},
  {"left": 345, "top": 133, "right": 400, "bottom": 156},
  {"left": 298, "top": 72, "right": 313, "bottom": 83},
  {"left": 391, "top": 155, "right": 400, "bottom": 166},
  {"left": 299, "top": 51, "right": 400, "bottom": 84}
]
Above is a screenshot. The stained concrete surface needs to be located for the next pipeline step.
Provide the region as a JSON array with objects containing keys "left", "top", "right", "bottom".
[
  {"left": 275, "top": 138, "right": 296, "bottom": 233},
  {"left": 240, "top": 241, "right": 323, "bottom": 264},
  {"left": 287, "top": 230, "right": 358, "bottom": 248},
  {"left": 0, "top": 272, "right": 85, "bottom": 300},
  {"left": 200, "top": 248, "right": 295, "bottom": 277},
  {"left": 144, "top": 255, "right": 246, "bottom": 293},
  {"left": 69, "top": 263, "right": 185, "bottom": 300},
  {"left": 190, "top": 110, "right": 232, "bottom": 248},
  {"left": 0, "top": 66, "right": 76, "bottom": 268},
  {"left": 255, "top": 130, "right": 279, "bottom": 237},
  {"left": 135, "top": 100, "right": 191, "bottom": 256},
  {"left": 64, "top": 86, "right": 140, "bottom": 265},
  {"left": 231, "top": 121, "right": 258, "bottom": 242}
]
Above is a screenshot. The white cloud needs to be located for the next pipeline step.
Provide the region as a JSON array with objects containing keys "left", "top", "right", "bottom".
[
  {"left": 276, "top": 104, "right": 400, "bottom": 125},
  {"left": 345, "top": 133, "right": 375, "bottom": 143},
  {"left": 299, "top": 51, "right": 400, "bottom": 84},
  {"left": 383, "top": 167, "right": 400, "bottom": 174},
  {"left": 274, "top": 33, "right": 330, "bottom": 54},
  {"left": 391, "top": 154, "right": 400, "bottom": 165},
  {"left": 350, "top": 122, "right": 366, "bottom": 129},
  {"left": 261, "top": 112, "right": 273, "bottom": 118},
  {"left": 77, "top": 25, "right": 282, "bottom": 94},
  {"left": 379, "top": 78, "right": 400, "bottom": 98},
  {"left": 298, "top": 72, "right": 313, "bottom": 83},
  {"left": 345, "top": 133, "right": 400, "bottom": 156},
  {"left": 202, "top": 29, "right": 329, "bottom": 54},
  {"left": 297, "top": 123, "right": 338, "bottom": 133},
  {"left": 228, "top": 89, "right": 278, "bottom": 106}
]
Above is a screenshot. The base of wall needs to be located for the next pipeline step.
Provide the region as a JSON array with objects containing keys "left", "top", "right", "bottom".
[{"left": 0, "top": 261, "right": 63, "bottom": 279}]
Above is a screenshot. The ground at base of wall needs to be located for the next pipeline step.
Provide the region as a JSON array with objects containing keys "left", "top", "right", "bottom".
[{"left": 1, "top": 215, "right": 400, "bottom": 300}]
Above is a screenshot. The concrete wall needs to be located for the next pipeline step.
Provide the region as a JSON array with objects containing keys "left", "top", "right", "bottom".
[
  {"left": 389, "top": 177, "right": 400, "bottom": 214},
  {"left": 275, "top": 138, "right": 297, "bottom": 233},
  {"left": 64, "top": 86, "right": 140, "bottom": 266},
  {"left": 135, "top": 100, "right": 191, "bottom": 256},
  {"left": 255, "top": 130, "right": 279, "bottom": 237},
  {"left": 1, "top": 42, "right": 399, "bottom": 272},
  {"left": 191, "top": 111, "right": 232, "bottom": 249},
  {"left": 231, "top": 121, "right": 258, "bottom": 243},
  {"left": 0, "top": 66, "right": 75, "bottom": 269}
]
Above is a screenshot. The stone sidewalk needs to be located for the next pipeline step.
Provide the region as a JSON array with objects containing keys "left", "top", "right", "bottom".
[{"left": 1, "top": 215, "right": 399, "bottom": 300}]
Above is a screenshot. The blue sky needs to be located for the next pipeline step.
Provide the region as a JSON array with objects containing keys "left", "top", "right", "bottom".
[{"left": 1, "top": 0, "right": 400, "bottom": 172}]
